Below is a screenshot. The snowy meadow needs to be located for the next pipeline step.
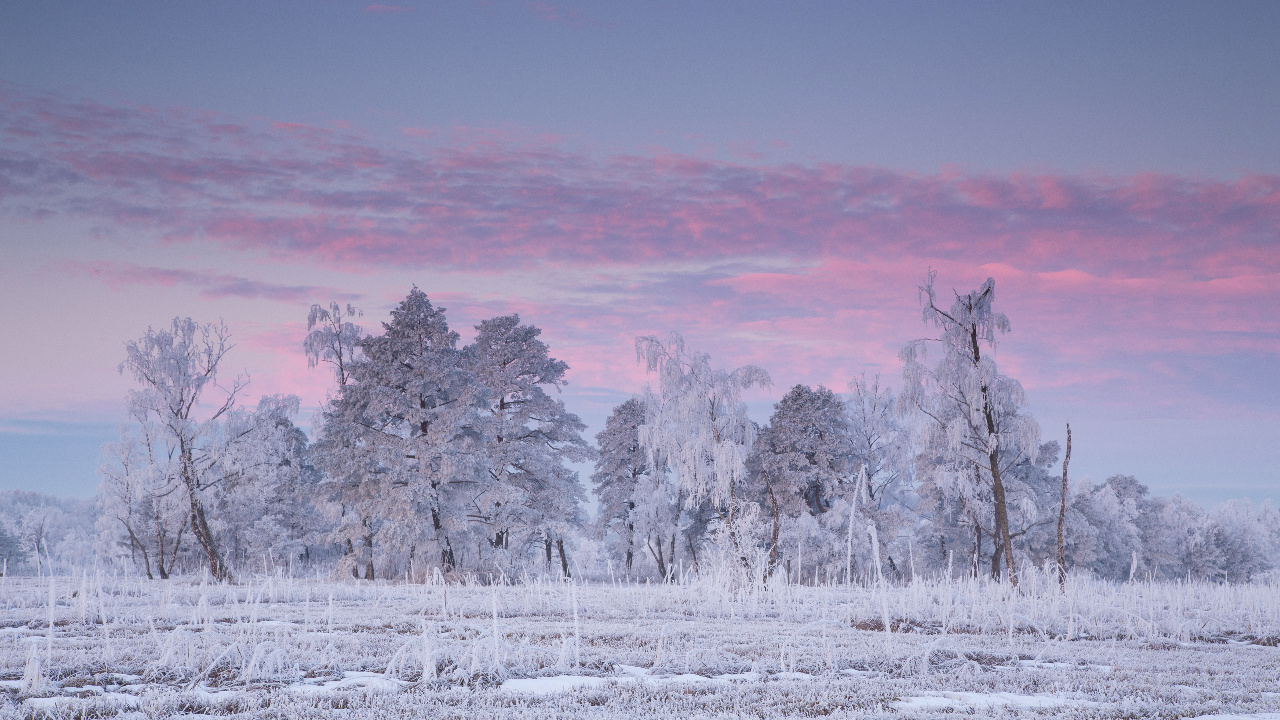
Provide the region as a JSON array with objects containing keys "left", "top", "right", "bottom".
[
  {"left": 4, "top": 279, "right": 1280, "bottom": 718},
  {"left": 2, "top": 568, "right": 1279, "bottom": 719}
]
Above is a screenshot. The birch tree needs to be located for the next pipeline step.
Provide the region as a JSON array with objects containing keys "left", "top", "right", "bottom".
[
  {"left": 119, "top": 318, "right": 246, "bottom": 581},
  {"left": 635, "top": 333, "right": 770, "bottom": 572},
  {"left": 98, "top": 424, "right": 189, "bottom": 579},
  {"left": 110, "top": 320, "right": 309, "bottom": 581},
  {"left": 305, "top": 301, "right": 363, "bottom": 389},
  {"left": 305, "top": 300, "right": 377, "bottom": 577},
  {"left": 900, "top": 273, "right": 1040, "bottom": 584}
]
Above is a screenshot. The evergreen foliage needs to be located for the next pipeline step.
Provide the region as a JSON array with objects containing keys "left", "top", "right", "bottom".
[{"left": 86, "top": 281, "right": 1279, "bottom": 584}]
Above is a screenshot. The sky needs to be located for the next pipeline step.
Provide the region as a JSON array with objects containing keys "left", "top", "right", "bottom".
[{"left": 1, "top": 1, "right": 1278, "bottom": 507}]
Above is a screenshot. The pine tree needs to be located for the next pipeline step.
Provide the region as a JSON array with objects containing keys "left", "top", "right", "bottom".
[
  {"left": 750, "top": 384, "right": 853, "bottom": 576},
  {"left": 466, "top": 314, "right": 590, "bottom": 576},
  {"left": 315, "top": 288, "right": 483, "bottom": 578},
  {"left": 592, "top": 398, "right": 682, "bottom": 578}
]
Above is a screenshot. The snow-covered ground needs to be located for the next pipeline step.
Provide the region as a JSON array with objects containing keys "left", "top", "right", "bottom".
[{"left": 1, "top": 569, "right": 1278, "bottom": 718}]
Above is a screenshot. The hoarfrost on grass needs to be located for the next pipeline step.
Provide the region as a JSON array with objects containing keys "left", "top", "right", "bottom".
[{"left": 2, "top": 569, "right": 1280, "bottom": 718}]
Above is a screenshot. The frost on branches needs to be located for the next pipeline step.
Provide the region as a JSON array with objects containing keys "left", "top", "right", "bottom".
[
  {"left": 307, "top": 289, "right": 591, "bottom": 581},
  {"left": 591, "top": 398, "right": 683, "bottom": 579},
  {"left": 86, "top": 280, "right": 1280, "bottom": 586},
  {"left": 901, "top": 273, "right": 1042, "bottom": 585},
  {"left": 634, "top": 333, "right": 770, "bottom": 576},
  {"left": 101, "top": 319, "right": 307, "bottom": 582}
]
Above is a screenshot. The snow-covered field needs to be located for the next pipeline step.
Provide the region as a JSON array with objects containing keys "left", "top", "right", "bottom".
[{"left": 2, "top": 569, "right": 1279, "bottom": 719}]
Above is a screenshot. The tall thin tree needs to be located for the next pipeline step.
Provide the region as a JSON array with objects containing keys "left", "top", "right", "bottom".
[{"left": 1057, "top": 423, "right": 1071, "bottom": 590}]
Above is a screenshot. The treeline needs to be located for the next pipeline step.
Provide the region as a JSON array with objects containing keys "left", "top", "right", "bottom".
[
  {"left": 0, "top": 490, "right": 96, "bottom": 575},
  {"left": 89, "top": 290, "right": 586, "bottom": 583},
  {"left": 72, "top": 278, "right": 1280, "bottom": 584}
]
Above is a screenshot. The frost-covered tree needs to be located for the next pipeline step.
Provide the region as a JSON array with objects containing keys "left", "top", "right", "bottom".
[
  {"left": 311, "top": 292, "right": 592, "bottom": 579},
  {"left": 1206, "top": 500, "right": 1278, "bottom": 583},
  {"left": 314, "top": 289, "right": 488, "bottom": 578},
  {"left": 465, "top": 314, "right": 590, "bottom": 576},
  {"left": 1073, "top": 474, "right": 1147, "bottom": 581},
  {"left": 1136, "top": 495, "right": 1278, "bottom": 583},
  {"left": 98, "top": 423, "right": 189, "bottom": 579},
  {"left": 845, "top": 375, "right": 921, "bottom": 579},
  {"left": 304, "top": 300, "right": 383, "bottom": 578},
  {"left": 305, "top": 301, "right": 363, "bottom": 389},
  {"left": 1048, "top": 474, "right": 1278, "bottom": 583},
  {"left": 211, "top": 394, "right": 317, "bottom": 571},
  {"left": 749, "top": 385, "right": 854, "bottom": 577},
  {"left": 592, "top": 398, "right": 684, "bottom": 578},
  {"left": 847, "top": 375, "right": 912, "bottom": 514},
  {"left": 592, "top": 399, "right": 645, "bottom": 574},
  {"left": 636, "top": 333, "right": 771, "bottom": 573},
  {"left": 118, "top": 318, "right": 248, "bottom": 581},
  {"left": 1139, "top": 491, "right": 1210, "bottom": 580},
  {"left": 901, "top": 273, "right": 1041, "bottom": 584},
  {"left": 108, "top": 318, "right": 308, "bottom": 581}
]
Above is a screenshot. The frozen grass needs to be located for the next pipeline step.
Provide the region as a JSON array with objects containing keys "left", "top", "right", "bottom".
[{"left": 1, "top": 567, "right": 1278, "bottom": 718}]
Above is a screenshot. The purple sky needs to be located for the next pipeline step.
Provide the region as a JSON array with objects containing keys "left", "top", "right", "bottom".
[{"left": 2, "top": 1, "right": 1278, "bottom": 504}]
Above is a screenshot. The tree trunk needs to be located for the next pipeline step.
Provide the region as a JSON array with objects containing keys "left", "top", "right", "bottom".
[
  {"left": 648, "top": 534, "right": 667, "bottom": 579},
  {"left": 156, "top": 531, "right": 168, "bottom": 580},
  {"left": 173, "top": 523, "right": 186, "bottom": 577},
  {"left": 1057, "top": 423, "right": 1071, "bottom": 591},
  {"left": 972, "top": 523, "right": 981, "bottom": 579},
  {"left": 764, "top": 469, "right": 782, "bottom": 577},
  {"left": 557, "top": 538, "right": 570, "bottom": 578},
  {"left": 362, "top": 529, "right": 375, "bottom": 581},
  {"left": 624, "top": 521, "right": 634, "bottom": 574},
  {"left": 441, "top": 537, "right": 455, "bottom": 572},
  {"left": 180, "top": 438, "right": 231, "bottom": 583},
  {"left": 971, "top": 325, "right": 1017, "bottom": 586},
  {"left": 188, "top": 486, "right": 230, "bottom": 582},
  {"left": 127, "top": 526, "right": 153, "bottom": 580},
  {"left": 987, "top": 451, "right": 1016, "bottom": 585},
  {"left": 432, "top": 507, "right": 455, "bottom": 571},
  {"left": 668, "top": 487, "right": 683, "bottom": 578},
  {"left": 716, "top": 482, "right": 753, "bottom": 571},
  {"left": 158, "top": 518, "right": 185, "bottom": 580}
]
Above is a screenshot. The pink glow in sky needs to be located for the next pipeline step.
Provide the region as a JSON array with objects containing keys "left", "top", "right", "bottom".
[{"left": 3, "top": 39, "right": 1279, "bottom": 502}]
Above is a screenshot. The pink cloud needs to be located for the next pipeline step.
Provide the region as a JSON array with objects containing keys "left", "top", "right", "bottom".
[
  {"left": 4, "top": 86, "right": 1280, "bottom": 426},
  {"left": 7, "top": 86, "right": 1277, "bottom": 282}
]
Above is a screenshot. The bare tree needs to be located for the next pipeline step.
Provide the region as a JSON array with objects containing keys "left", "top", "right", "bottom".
[{"left": 119, "top": 318, "right": 246, "bottom": 581}]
